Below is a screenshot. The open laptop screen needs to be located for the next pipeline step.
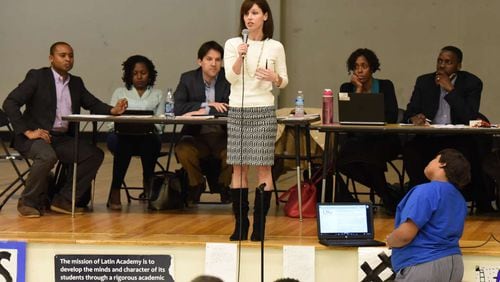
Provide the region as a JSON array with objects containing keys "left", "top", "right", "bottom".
[{"left": 317, "top": 203, "right": 375, "bottom": 240}]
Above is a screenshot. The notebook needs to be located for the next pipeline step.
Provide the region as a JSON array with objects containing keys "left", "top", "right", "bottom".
[
  {"left": 114, "top": 109, "right": 156, "bottom": 135},
  {"left": 338, "top": 92, "right": 385, "bottom": 125},
  {"left": 317, "top": 203, "right": 385, "bottom": 247}
]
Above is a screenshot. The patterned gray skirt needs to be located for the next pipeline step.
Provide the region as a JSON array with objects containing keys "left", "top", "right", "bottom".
[{"left": 227, "top": 106, "right": 276, "bottom": 166}]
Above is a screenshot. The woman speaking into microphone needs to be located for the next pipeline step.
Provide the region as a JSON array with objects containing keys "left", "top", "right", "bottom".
[{"left": 224, "top": 0, "right": 288, "bottom": 241}]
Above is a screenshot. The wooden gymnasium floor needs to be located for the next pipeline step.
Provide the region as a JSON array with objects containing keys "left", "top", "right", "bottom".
[{"left": 0, "top": 143, "right": 499, "bottom": 255}]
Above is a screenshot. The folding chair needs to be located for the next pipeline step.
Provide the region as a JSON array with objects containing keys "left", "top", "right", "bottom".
[
  {"left": 344, "top": 108, "right": 407, "bottom": 207},
  {"left": 0, "top": 109, "right": 31, "bottom": 210},
  {"left": 111, "top": 117, "right": 177, "bottom": 203}
]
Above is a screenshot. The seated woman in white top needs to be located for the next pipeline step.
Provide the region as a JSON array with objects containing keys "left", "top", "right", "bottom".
[{"left": 106, "top": 55, "right": 164, "bottom": 210}]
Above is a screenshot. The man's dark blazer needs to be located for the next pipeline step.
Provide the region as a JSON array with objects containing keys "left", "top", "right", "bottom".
[
  {"left": 173, "top": 67, "right": 230, "bottom": 136},
  {"left": 340, "top": 79, "right": 399, "bottom": 123},
  {"left": 403, "top": 70, "right": 482, "bottom": 124},
  {"left": 2, "top": 67, "right": 112, "bottom": 153}
]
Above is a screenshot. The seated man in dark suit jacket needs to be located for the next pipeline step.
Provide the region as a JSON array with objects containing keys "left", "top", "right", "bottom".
[
  {"left": 403, "top": 45, "right": 495, "bottom": 213},
  {"left": 2, "top": 41, "right": 127, "bottom": 217},
  {"left": 174, "top": 41, "right": 231, "bottom": 204}
]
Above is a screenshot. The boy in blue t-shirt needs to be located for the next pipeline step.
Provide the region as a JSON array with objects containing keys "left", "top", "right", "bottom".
[{"left": 386, "top": 148, "right": 471, "bottom": 282}]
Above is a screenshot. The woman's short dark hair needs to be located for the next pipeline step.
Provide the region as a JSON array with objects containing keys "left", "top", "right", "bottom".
[
  {"left": 121, "top": 55, "right": 157, "bottom": 90},
  {"left": 438, "top": 148, "right": 471, "bottom": 188},
  {"left": 239, "top": 0, "right": 274, "bottom": 39},
  {"left": 197, "top": 41, "right": 224, "bottom": 60},
  {"left": 346, "top": 48, "right": 380, "bottom": 74}
]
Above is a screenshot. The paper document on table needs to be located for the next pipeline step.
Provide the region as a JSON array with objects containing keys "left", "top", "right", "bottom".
[
  {"left": 116, "top": 115, "right": 155, "bottom": 119},
  {"left": 398, "top": 123, "right": 470, "bottom": 128},
  {"left": 174, "top": 115, "right": 215, "bottom": 120},
  {"left": 277, "top": 114, "right": 320, "bottom": 121},
  {"left": 67, "top": 114, "right": 111, "bottom": 119},
  {"left": 430, "top": 124, "right": 467, "bottom": 128}
]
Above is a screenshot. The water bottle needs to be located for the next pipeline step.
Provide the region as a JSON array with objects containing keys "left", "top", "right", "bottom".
[
  {"left": 294, "top": 91, "right": 304, "bottom": 117},
  {"left": 164, "top": 88, "right": 174, "bottom": 118},
  {"left": 322, "top": 89, "right": 333, "bottom": 124}
]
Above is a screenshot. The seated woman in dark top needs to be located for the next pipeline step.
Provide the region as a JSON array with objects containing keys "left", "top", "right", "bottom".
[{"left": 337, "top": 48, "right": 401, "bottom": 212}]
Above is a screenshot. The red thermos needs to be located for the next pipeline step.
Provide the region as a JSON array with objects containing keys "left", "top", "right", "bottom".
[{"left": 322, "top": 89, "right": 333, "bottom": 124}]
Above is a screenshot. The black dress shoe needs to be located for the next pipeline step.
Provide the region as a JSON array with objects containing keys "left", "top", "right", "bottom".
[
  {"left": 219, "top": 186, "right": 232, "bottom": 204},
  {"left": 107, "top": 189, "right": 122, "bottom": 210},
  {"left": 475, "top": 204, "right": 498, "bottom": 215},
  {"left": 187, "top": 183, "right": 204, "bottom": 204},
  {"left": 50, "top": 196, "right": 84, "bottom": 215},
  {"left": 17, "top": 200, "right": 41, "bottom": 218}
]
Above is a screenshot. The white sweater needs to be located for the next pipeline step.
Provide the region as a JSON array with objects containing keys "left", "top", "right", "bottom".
[{"left": 224, "top": 37, "right": 288, "bottom": 108}]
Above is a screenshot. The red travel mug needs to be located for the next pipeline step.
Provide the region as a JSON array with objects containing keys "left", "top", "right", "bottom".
[{"left": 322, "top": 89, "right": 333, "bottom": 124}]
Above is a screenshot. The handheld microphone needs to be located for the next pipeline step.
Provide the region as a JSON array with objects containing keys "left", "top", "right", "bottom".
[
  {"left": 241, "top": 29, "right": 249, "bottom": 58},
  {"left": 242, "top": 29, "right": 249, "bottom": 43}
]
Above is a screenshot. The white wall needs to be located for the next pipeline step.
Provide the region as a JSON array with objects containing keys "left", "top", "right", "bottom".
[
  {"left": 281, "top": 0, "right": 500, "bottom": 122},
  {"left": 1, "top": 0, "right": 499, "bottom": 121},
  {"left": 25, "top": 242, "right": 500, "bottom": 281},
  {"left": 0, "top": 0, "right": 242, "bottom": 108}
]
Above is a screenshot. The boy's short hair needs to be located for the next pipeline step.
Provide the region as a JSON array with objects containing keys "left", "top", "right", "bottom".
[{"left": 438, "top": 148, "right": 471, "bottom": 188}]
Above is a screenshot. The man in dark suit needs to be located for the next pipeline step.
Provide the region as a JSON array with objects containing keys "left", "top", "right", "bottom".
[
  {"left": 403, "top": 45, "right": 495, "bottom": 213},
  {"left": 3, "top": 41, "right": 127, "bottom": 217},
  {"left": 174, "top": 41, "right": 231, "bottom": 204}
]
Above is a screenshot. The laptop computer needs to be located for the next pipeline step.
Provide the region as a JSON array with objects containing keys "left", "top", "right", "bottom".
[
  {"left": 114, "top": 109, "right": 156, "bottom": 135},
  {"left": 338, "top": 92, "right": 385, "bottom": 125},
  {"left": 317, "top": 202, "right": 385, "bottom": 247}
]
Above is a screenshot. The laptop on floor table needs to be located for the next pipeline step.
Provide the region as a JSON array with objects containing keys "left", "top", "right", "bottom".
[{"left": 317, "top": 202, "right": 385, "bottom": 247}]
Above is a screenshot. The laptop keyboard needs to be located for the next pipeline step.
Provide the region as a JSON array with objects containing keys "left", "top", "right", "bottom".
[{"left": 320, "top": 239, "right": 386, "bottom": 247}]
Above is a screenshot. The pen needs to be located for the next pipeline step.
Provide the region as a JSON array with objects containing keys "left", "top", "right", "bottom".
[
  {"left": 265, "top": 59, "right": 268, "bottom": 69},
  {"left": 425, "top": 118, "right": 432, "bottom": 124}
]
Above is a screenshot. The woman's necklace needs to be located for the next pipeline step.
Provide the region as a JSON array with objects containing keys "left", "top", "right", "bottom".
[{"left": 244, "top": 39, "right": 266, "bottom": 78}]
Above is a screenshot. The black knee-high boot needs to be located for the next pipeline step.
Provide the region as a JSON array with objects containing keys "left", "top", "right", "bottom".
[
  {"left": 229, "top": 188, "right": 249, "bottom": 241},
  {"left": 250, "top": 188, "right": 272, "bottom": 241}
]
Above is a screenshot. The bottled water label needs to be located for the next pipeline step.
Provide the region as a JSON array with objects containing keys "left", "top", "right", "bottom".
[
  {"left": 165, "top": 102, "right": 174, "bottom": 117},
  {"left": 164, "top": 88, "right": 175, "bottom": 117},
  {"left": 295, "top": 92, "right": 304, "bottom": 117}
]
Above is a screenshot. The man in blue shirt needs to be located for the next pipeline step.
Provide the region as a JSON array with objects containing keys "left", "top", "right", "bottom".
[
  {"left": 387, "top": 148, "right": 470, "bottom": 282},
  {"left": 403, "top": 46, "right": 495, "bottom": 213}
]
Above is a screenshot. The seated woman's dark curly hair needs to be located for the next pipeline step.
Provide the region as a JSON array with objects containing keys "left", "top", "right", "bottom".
[
  {"left": 346, "top": 48, "right": 380, "bottom": 74},
  {"left": 121, "top": 55, "right": 157, "bottom": 90}
]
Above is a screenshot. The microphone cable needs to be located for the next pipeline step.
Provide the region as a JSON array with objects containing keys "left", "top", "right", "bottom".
[
  {"left": 461, "top": 233, "right": 500, "bottom": 248},
  {"left": 235, "top": 35, "right": 246, "bottom": 282}
]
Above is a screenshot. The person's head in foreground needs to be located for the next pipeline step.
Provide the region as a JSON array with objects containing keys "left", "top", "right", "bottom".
[{"left": 191, "top": 275, "right": 224, "bottom": 282}]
